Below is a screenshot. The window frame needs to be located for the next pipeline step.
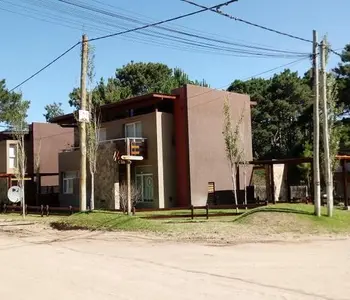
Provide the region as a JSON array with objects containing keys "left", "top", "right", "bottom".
[
  {"left": 8, "top": 144, "right": 17, "bottom": 169},
  {"left": 124, "top": 121, "right": 142, "bottom": 138},
  {"left": 62, "top": 171, "right": 76, "bottom": 194}
]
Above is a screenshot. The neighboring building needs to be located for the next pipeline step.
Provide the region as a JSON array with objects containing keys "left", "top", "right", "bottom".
[
  {"left": 0, "top": 122, "right": 74, "bottom": 205},
  {"left": 52, "top": 85, "right": 254, "bottom": 209}
]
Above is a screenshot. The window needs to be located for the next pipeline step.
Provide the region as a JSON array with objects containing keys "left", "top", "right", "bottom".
[
  {"left": 8, "top": 144, "right": 17, "bottom": 169},
  {"left": 98, "top": 128, "right": 107, "bottom": 142},
  {"left": 125, "top": 122, "right": 142, "bottom": 138},
  {"left": 63, "top": 171, "right": 77, "bottom": 194},
  {"left": 136, "top": 173, "right": 154, "bottom": 202}
]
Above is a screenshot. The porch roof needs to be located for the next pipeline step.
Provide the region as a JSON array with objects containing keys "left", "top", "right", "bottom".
[{"left": 50, "top": 93, "right": 177, "bottom": 126}]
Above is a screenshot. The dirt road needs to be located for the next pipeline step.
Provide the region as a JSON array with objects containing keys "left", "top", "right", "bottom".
[{"left": 0, "top": 223, "right": 349, "bottom": 300}]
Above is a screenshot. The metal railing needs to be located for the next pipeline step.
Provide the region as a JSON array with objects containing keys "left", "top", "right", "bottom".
[{"left": 60, "top": 137, "right": 147, "bottom": 153}]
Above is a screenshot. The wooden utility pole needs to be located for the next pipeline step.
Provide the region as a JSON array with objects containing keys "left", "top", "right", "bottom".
[
  {"left": 313, "top": 30, "right": 321, "bottom": 217},
  {"left": 79, "top": 34, "right": 88, "bottom": 212},
  {"left": 320, "top": 40, "right": 333, "bottom": 217}
]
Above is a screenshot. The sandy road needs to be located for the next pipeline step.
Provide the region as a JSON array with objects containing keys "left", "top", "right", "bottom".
[{"left": 0, "top": 225, "right": 349, "bottom": 300}]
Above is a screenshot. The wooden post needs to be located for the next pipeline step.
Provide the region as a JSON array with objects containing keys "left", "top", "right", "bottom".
[
  {"left": 342, "top": 159, "right": 348, "bottom": 207},
  {"left": 191, "top": 205, "right": 194, "bottom": 220},
  {"left": 206, "top": 203, "right": 209, "bottom": 219}
]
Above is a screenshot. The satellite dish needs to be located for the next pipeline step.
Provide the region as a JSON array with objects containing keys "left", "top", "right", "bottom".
[{"left": 7, "top": 186, "right": 22, "bottom": 203}]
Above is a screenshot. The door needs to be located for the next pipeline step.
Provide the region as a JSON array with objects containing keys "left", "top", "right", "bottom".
[{"left": 136, "top": 173, "right": 153, "bottom": 202}]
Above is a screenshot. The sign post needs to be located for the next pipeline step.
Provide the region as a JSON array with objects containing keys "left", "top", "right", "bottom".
[{"left": 123, "top": 138, "right": 143, "bottom": 216}]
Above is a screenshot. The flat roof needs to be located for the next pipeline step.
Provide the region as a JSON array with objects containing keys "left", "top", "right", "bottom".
[{"left": 51, "top": 93, "right": 176, "bottom": 125}]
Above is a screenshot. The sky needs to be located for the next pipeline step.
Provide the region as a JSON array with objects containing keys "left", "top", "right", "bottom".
[{"left": 1, "top": 0, "right": 349, "bottom": 123}]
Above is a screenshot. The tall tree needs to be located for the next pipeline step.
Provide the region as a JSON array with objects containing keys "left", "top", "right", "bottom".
[
  {"left": 229, "top": 70, "right": 312, "bottom": 159},
  {"left": 43, "top": 102, "right": 64, "bottom": 122},
  {"left": 333, "top": 44, "right": 350, "bottom": 114},
  {"left": 222, "top": 97, "right": 245, "bottom": 213},
  {"left": 86, "top": 44, "right": 100, "bottom": 211},
  {"left": 68, "top": 62, "right": 208, "bottom": 109}
]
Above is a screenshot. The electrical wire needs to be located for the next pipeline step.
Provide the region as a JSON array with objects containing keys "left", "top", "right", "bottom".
[
  {"left": 86, "top": 0, "right": 242, "bottom": 42},
  {"left": 9, "top": 42, "right": 81, "bottom": 92},
  {"left": 187, "top": 56, "right": 311, "bottom": 110},
  {"left": 2, "top": 0, "right": 308, "bottom": 59},
  {"left": 7, "top": 0, "right": 310, "bottom": 91},
  {"left": 54, "top": 0, "right": 308, "bottom": 55},
  {"left": 181, "top": 0, "right": 313, "bottom": 44}
]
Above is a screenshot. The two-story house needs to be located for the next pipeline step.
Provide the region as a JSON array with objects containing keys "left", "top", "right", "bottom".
[
  {"left": 52, "top": 85, "right": 254, "bottom": 209},
  {"left": 0, "top": 122, "right": 74, "bottom": 205}
]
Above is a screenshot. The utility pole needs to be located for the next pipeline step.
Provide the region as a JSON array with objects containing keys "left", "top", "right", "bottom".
[
  {"left": 79, "top": 34, "right": 88, "bottom": 212},
  {"left": 320, "top": 39, "right": 333, "bottom": 217},
  {"left": 126, "top": 138, "right": 132, "bottom": 216},
  {"left": 313, "top": 30, "right": 321, "bottom": 217}
]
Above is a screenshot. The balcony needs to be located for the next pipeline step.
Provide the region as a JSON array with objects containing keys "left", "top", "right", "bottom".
[
  {"left": 115, "top": 138, "right": 148, "bottom": 159},
  {"left": 61, "top": 138, "right": 148, "bottom": 160}
]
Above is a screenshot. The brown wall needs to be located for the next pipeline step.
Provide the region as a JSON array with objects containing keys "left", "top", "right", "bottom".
[
  {"left": 32, "top": 122, "right": 74, "bottom": 186},
  {"left": 172, "top": 87, "right": 191, "bottom": 207},
  {"left": 0, "top": 141, "right": 8, "bottom": 173},
  {"left": 184, "top": 85, "right": 253, "bottom": 206},
  {"left": 156, "top": 112, "right": 176, "bottom": 208},
  {"left": 59, "top": 112, "right": 174, "bottom": 209}
]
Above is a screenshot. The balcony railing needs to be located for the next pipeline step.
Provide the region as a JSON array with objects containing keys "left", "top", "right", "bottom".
[{"left": 61, "top": 137, "right": 148, "bottom": 159}]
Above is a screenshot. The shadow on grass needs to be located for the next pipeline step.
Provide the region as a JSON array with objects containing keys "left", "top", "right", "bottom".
[{"left": 232, "top": 207, "right": 314, "bottom": 223}]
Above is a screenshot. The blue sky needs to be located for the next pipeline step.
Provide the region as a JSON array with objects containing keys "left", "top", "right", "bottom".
[{"left": 1, "top": 0, "right": 349, "bottom": 122}]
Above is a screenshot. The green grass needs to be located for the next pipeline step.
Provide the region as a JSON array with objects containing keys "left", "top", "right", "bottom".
[
  {"left": 235, "top": 204, "right": 350, "bottom": 233},
  {"left": 4, "top": 203, "right": 350, "bottom": 237},
  {"left": 50, "top": 211, "right": 163, "bottom": 232}
]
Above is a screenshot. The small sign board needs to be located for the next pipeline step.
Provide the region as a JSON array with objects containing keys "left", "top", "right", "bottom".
[
  {"left": 78, "top": 110, "right": 90, "bottom": 123},
  {"left": 121, "top": 155, "right": 143, "bottom": 161}
]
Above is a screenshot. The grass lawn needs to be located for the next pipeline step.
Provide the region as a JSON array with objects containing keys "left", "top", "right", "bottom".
[
  {"left": 50, "top": 211, "right": 163, "bottom": 232},
  {"left": 235, "top": 204, "right": 350, "bottom": 233},
  {"left": 46, "top": 204, "right": 350, "bottom": 235},
  {"left": 4, "top": 204, "right": 350, "bottom": 242}
]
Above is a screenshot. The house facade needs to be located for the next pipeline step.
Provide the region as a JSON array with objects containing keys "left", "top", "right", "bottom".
[
  {"left": 0, "top": 122, "right": 74, "bottom": 205},
  {"left": 52, "top": 85, "right": 253, "bottom": 209}
]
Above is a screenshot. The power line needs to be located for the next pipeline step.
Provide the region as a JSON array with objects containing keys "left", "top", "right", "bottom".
[
  {"left": 241, "top": 56, "right": 311, "bottom": 81},
  {"left": 9, "top": 42, "right": 80, "bottom": 92},
  {"left": 181, "top": 0, "right": 313, "bottom": 44},
  {"left": 55, "top": 0, "right": 308, "bottom": 56},
  {"left": 87, "top": 0, "right": 238, "bottom": 42},
  {"left": 187, "top": 56, "right": 310, "bottom": 109}
]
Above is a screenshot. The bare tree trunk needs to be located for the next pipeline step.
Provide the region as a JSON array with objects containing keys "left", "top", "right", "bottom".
[
  {"left": 22, "top": 170, "right": 25, "bottom": 219},
  {"left": 231, "top": 166, "right": 239, "bottom": 214},
  {"left": 90, "top": 173, "right": 95, "bottom": 211},
  {"left": 244, "top": 169, "right": 247, "bottom": 210}
]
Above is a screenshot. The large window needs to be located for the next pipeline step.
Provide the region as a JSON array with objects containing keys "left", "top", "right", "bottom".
[
  {"left": 8, "top": 144, "right": 17, "bottom": 169},
  {"left": 63, "top": 171, "right": 77, "bottom": 194},
  {"left": 125, "top": 122, "right": 142, "bottom": 138},
  {"left": 136, "top": 173, "right": 154, "bottom": 202}
]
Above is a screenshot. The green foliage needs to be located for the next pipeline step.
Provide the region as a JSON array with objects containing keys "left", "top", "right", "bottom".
[
  {"left": 68, "top": 62, "right": 208, "bottom": 109},
  {"left": 43, "top": 102, "right": 64, "bottom": 122},
  {"left": 0, "top": 80, "right": 29, "bottom": 125},
  {"left": 333, "top": 44, "right": 350, "bottom": 113},
  {"left": 222, "top": 97, "right": 244, "bottom": 167},
  {"left": 229, "top": 70, "right": 312, "bottom": 159}
]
